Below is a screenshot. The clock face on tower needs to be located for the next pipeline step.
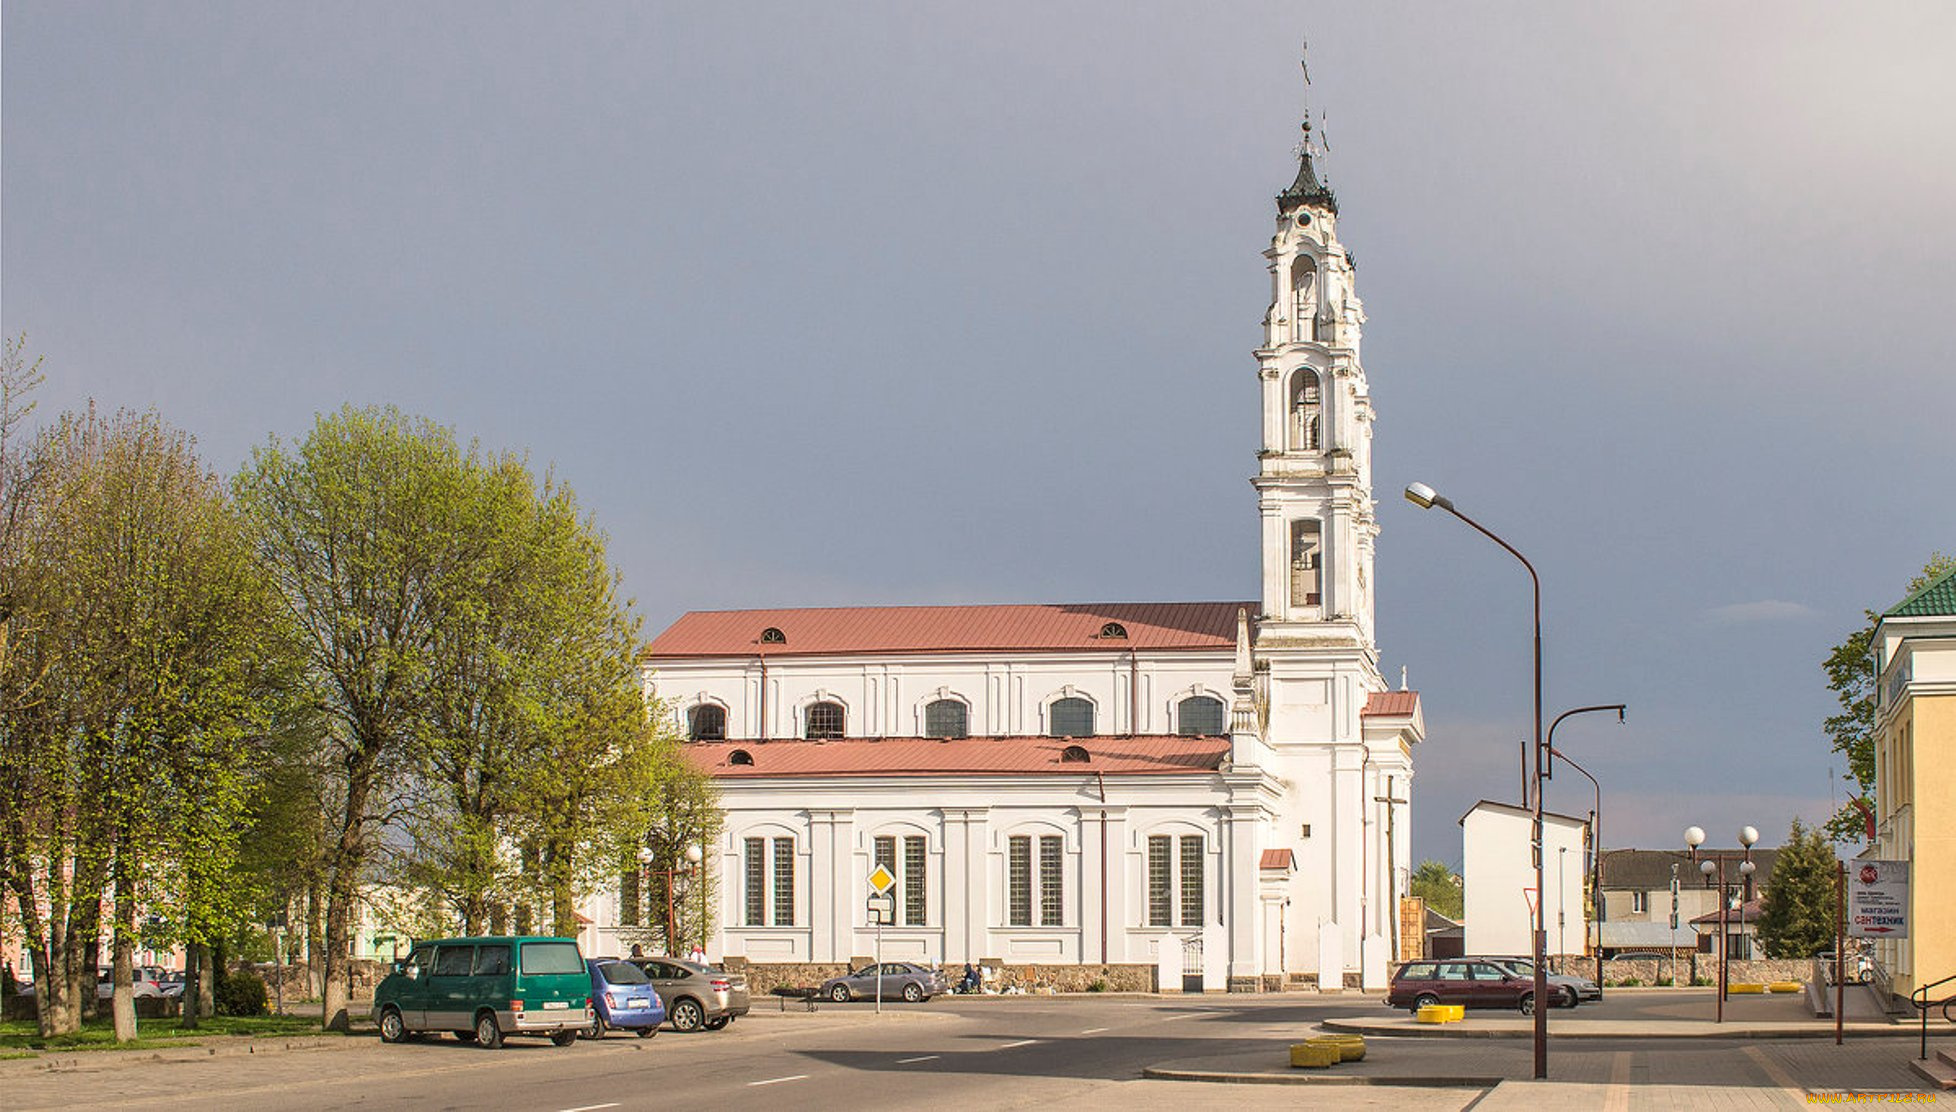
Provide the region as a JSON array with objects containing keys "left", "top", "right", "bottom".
[{"left": 1295, "top": 213, "right": 1312, "bottom": 227}]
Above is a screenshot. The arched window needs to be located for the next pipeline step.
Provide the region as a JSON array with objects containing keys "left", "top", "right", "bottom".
[
  {"left": 1048, "top": 697, "right": 1094, "bottom": 738},
  {"left": 1290, "top": 255, "right": 1319, "bottom": 342},
  {"left": 1099, "top": 622, "right": 1127, "bottom": 639},
  {"left": 688, "top": 704, "right": 726, "bottom": 741},
  {"left": 1060, "top": 744, "right": 1091, "bottom": 764},
  {"left": 1176, "top": 695, "right": 1226, "bottom": 736},
  {"left": 924, "top": 699, "right": 968, "bottom": 739},
  {"left": 1289, "top": 369, "right": 1322, "bottom": 452},
  {"left": 759, "top": 627, "right": 786, "bottom": 644},
  {"left": 729, "top": 748, "right": 754, "bottom": 766},
  {"left": 805, "top": 700, "right": 845, "bottom": 739},
  {"left": 1290, "top": 519, "right": 1322, "bottom": 607}
]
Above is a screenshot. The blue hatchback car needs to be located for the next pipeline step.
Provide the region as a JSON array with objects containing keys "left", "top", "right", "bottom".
[{"left": 583, "top": 958, "right": 665, "bottom": 1038}]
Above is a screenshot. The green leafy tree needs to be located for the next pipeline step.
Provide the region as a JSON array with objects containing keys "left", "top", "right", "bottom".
[
  {"left": 1821, "top": 553, "right": 1954, "bottom": 842},
  {"left": 1755, "top": 819, "right": 1838, "bottom": 958},
  {"left": 234, "top": 406, "right": 491, "bottom": 1031},
  {"left": 0, "top": 405, "right": 277, "bottom": 1039},
  {"left": 1409, "top": 859, "right": 1463, "bottom": 919}
]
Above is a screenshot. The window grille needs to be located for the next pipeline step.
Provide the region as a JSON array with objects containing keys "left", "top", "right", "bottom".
[
  {"left": 743, "top": 838, "right": 766, "bottom": 926},
  {"left": 924, "top": 699, "right": 968, "bottom": 739},
  {"left": 1176, "top": 696, "right": 1226, "bottom": 736},
  {"left": 806, "top": 700, "right": 845, "bottom": 739},
  {"left": 1179, "top": 835, "right": 1205, "bottom": 926},
  {"left": 772, "top": 837, "right": 795, "bottom": 926},
  {"left": 1039, "top": 835, "right": 1063, "bottom": 926},
  {"left": 904, "top": 836, "right": 927, "bottom": 926},
  {"left": 1048, "top": 697, "right": 1094, "bottom": 738},
  {"left": 1147, "top": 836, "right": 1172, "bottom": 927},
  {"left": 1008, "top": 836, "right": 1032, "bottom": 926},
  {"left": 689, "top": 704, "right": 726, "bottom": 741}
]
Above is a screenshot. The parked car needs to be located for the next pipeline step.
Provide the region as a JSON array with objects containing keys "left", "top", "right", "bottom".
[
  {"left": 582, "top": 958, "right": 665, "bottom": 1038},
  {"left": 95, "top": 966, "right": 166, "bottom": 1000},
  {"left": 819, "top": 962, "right": 945, "bottom": 1004},
  {"left": 627, "top": 957, "right": 751, "bottom": 1032},
  {"left": 372, "top": 936, "right": 593, "bottom": 1049},
  {"left": 158, "top": 971, "right": 187, "bottom": 999},
  {"left": 1479, "top": 957, "right": 1600, "bottom": 1005},
  {"left": 1386, "top": 959, "right": 1538, "bottom": 1014}
]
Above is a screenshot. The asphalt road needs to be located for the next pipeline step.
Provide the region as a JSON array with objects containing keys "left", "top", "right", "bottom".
[
  {"left": 8, "top": 995, "right": 1477, "bottom": 1112},
  {"left": 8, "top": 992, "right": 1945, "bottom": 1111}
]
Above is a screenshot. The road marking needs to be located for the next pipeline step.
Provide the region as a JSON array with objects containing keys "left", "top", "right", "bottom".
[
  {"left": 1081, "top": 1027, "right": 1108, "bottom": 1034},
  {"left": 558, "top": 1106, "right": 620, "bottom": 1112},
  {"left": 1162, "top": 1013, "right": 1202, "bottom": 1021},
  {"left": 997, "top": 1039, "right": 1037, "bottom": 1049},
  {"left": 897, "top": 1055, "right": 939, "bottom": 1063},
  {"left": 748, "top": 1075, "right": 809, "bottom": 1087}
]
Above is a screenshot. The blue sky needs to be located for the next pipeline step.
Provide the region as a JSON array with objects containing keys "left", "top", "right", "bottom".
[{"left": 6, "top": 2, "right": 1952, "bottom": 864}]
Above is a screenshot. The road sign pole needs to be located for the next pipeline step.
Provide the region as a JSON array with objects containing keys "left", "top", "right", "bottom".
[{"left": 876, "top": 919, "right": 883, "bottom": 1016}]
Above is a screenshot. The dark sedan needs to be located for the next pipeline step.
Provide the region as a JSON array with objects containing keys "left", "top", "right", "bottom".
[
  {"left": 1386, "top": 959, "right": 1537, "bottom": 1014},
  {"left": 820, "top": 962, "right": 945, "bottom": 1003}
]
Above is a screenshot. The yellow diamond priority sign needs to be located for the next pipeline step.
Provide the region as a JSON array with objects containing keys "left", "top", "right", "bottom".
[{"left": 868, "top": 864, "right": 896, "bottom": 894}]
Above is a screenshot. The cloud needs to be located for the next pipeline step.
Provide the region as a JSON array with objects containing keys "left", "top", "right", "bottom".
[{"left": 1704, "top": 600, "right": 1818, "bottom": 625}]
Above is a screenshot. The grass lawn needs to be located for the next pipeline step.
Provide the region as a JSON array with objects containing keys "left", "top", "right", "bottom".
[{"left": 0, "top": 1013, "right": 331, "bottom": 1051}]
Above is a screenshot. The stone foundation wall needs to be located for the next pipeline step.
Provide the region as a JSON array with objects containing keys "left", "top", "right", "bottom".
[
  {"left": 727, "top": 961, "right": 1157, "bottom": 995},
  {"left": 1545, "top": 956, "right": 1814, "bottom": 985}
]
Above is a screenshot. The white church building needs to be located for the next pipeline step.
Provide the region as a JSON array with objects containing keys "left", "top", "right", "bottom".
[{"left": 610, "top": 106, "right": 1426, "bottom": 992}]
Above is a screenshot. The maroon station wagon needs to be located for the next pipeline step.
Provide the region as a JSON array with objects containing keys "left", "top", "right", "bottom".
[{"left": 1386, "top": 959, "right": 1538, "bottom": 1014}]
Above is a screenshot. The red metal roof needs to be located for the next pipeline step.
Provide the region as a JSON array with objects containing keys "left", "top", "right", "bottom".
[
  {"left": 683, "top": 735, "right": 1229, "bottom": 779},
  {"left": 644, "top": 602, "right": 1249, "bottom": 659},
  {"left": 1362, "top": 690, "right": 1420, "bottom": 717},
  {"left": 1259, "top": 849, "right": 1296, "bottom": 870}
]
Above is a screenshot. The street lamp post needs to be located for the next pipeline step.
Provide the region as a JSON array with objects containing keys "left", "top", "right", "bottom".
[
  {"left": 1543, "top": 703, "right": 1625, "bottom": 990},
  {"left": 1405, "top": 481, "right": 1548, "bottom": 1079},
  {"left": 1684, "top": 825, "right": 1758, "bottom": 1024},
  {"left": 1547, "top": 745, "right": 1605, "bottom": 988},
  {"left": 635, "top": 846, "right": 660, "bottom": 947},
  {"left": 645, "top": 843, "right": 706, "bottom": 955},
  {"left": 690, "top": 842, "right": 706, "bottom": 957}
]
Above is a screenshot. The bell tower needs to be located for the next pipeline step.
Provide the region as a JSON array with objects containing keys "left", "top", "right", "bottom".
[{"left": 1252, "top": 100, "right": 1378, "bottom": 661}]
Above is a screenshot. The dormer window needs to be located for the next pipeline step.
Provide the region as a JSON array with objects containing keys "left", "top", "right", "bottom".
[
  {"left": 1099, "top": 622, "right": 1127, "bottom": 640},
  {"left": 1060, "top": 745, "right": 1091, "bottom": 764},
  {"left": 1289, "top": 369, "right": 1321, "bottom": 453},
  {"left": 759, "top": 627, "right": 786, "bottom": 645},
  {"left": 729, "top": 748, "right": 754, "bottom": 766}
]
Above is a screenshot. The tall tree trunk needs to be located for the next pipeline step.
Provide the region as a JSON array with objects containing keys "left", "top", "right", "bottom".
[
  {"left": 305, "top": 872, "right": 325, "bottom": 1000},
  {"left": 180, "top": 943, "right": 204, "bottom": 1029},
  {"left": 321, "top": 746, "right": 377, "bottom": 1032},
  {"left": 548, "top": 838, "right": 577, "bottom": 939},
  {"left": 197, "top": 944, "right": 215, "bottom": 1018},
  {"left": 110, "top": 882, "right": 136, "bottom": 1042},
  {"left": 76, "top": 893, "right": 101, "bottom": 1022}
]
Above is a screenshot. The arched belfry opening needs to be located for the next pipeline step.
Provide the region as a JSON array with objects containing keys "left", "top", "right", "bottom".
[
  {"left": 1289, "top": 369, "right": 1321, "bottom": 453},
  {"left": 1290, "top": 519, "right": 1322, "bottom": 608},
  {"left": 1289, "top": 254, "right": 1319, "bottom": 342}
]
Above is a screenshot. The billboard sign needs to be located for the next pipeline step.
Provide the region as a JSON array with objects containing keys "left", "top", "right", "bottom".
[{"left": 1847, "top": 860, "right": 1908, "bottom": 939}]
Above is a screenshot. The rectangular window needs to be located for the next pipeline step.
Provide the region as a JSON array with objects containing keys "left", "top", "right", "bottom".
[
  {"left": 744, "top": 837, "right": 766, "bottom": 926},
  {"left": 772, "top": 837, "right": 795, "bottom": 926},
  {"left": 904, "top": 836, "right": 927, "bottom": 926},
  {"left": 1179, "top": 835, "right": 1205, "bottom": 926},
  {"left": 1039, "top": 835, "right": 1063, "bottom": 926},
  {"left": 1631, "top": 891, "right": 1648, "bottom": 914},
  {"left": 1147, "top": 835, "right": 1172, "bottom": 927},
  {"left": 619, "top": 863, "right": 641, "bottom": 927},
  {"left": 1008, "top": 835, "right": 1032, "bottom": 926}
]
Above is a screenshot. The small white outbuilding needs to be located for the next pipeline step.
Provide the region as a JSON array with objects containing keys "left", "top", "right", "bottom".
[{"left": 1461, "top": 800, "right": 1591, "bottom": 958}]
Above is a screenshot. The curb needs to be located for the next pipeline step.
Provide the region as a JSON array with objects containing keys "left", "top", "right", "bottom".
[
  {"left": 6, "top": 1035, "right": 361, "bottom": 1073},
  {"left": 1320, "top": 1018, "right": 1919, "bottom": 1040},
  {"left": 1142, "top": 1066, "right": 1500, "bottom": 1088}
]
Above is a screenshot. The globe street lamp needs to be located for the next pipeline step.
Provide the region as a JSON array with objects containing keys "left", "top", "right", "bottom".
[
  {"left": 687, "top": 842, "right": 706, "bottom": 958},
  {"left": 635, "top": 846, "right": 658, "bottom": 949},
  {"left": 1685, "top": 824, "right": 1758, "bottom": 1023},
  {"left": 1405, "top": 480, "right": 1548, "bottom": 1079}
]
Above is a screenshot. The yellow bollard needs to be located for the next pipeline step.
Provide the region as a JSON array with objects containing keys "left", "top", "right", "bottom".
[
  {"left": 1728, "top": 982, "right": 1766, "bottom": 994},
  {"left": 1289, "top": 1042, "right": 1342, "bottom": 1068},
  {"left": 1309, "top": 1034, "right": 1366, "bottom": 1061}
]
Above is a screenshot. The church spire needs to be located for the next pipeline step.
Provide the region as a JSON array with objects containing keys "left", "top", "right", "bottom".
[{"left": 1276, "top": 46, "right": 1338, "bottom": 214}]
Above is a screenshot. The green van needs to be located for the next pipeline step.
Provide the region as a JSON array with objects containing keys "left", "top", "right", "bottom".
[{"left": 373, "top": 936, "right": 593, "bottom": 1049}]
